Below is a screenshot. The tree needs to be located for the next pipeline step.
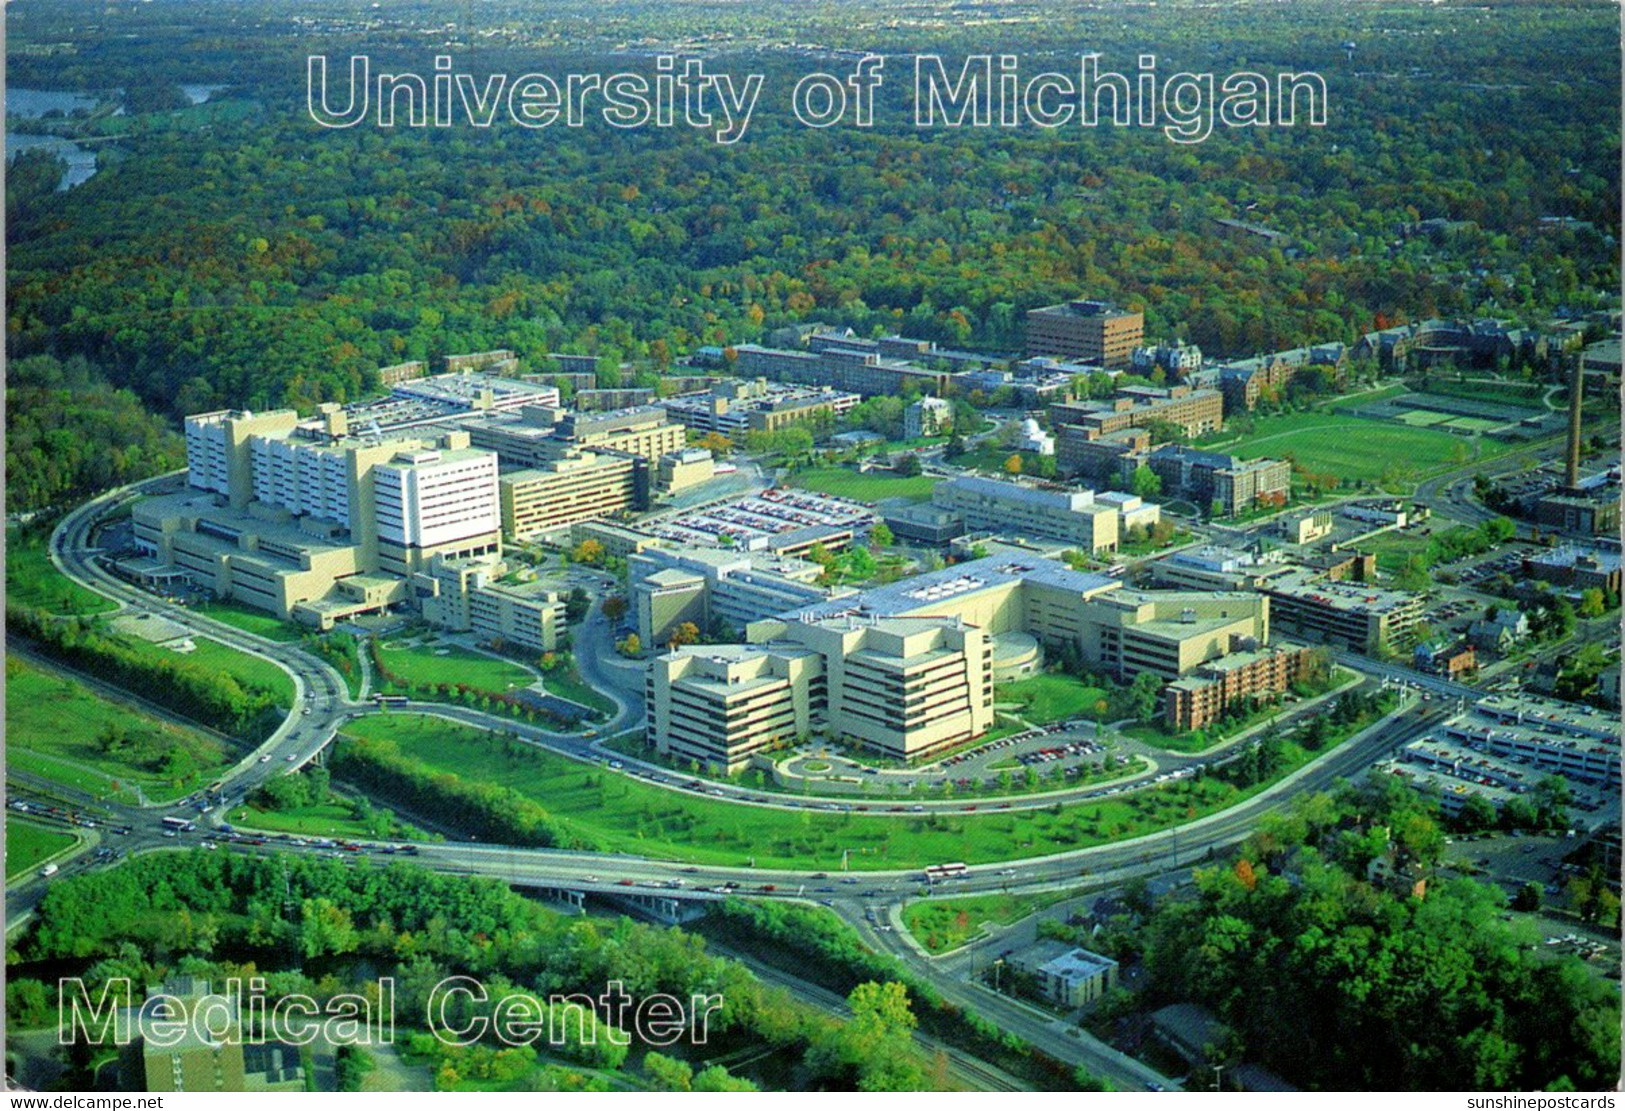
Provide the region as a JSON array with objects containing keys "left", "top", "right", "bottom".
[
  {"left": 616, "top": 633, "right": 642, "bottom": 657},
  {"left": 1578, "top": 588, "right": 1606, "bottom": 618},
  {"left": 1511, "top": 881, "right": 1543, "bottom": 913},
  {"left": 1126, "top": 671, "right": 1164, "bottom": 723},
  {"left": 893, "top": 452, "right": 923, "bottom": 477},
  {"left": 335, "top": 1045, "right": 375, "bottom": 1092},
  {"left": 602, "top": 595, "right": 628, "bottom": 621},
  {"left": 1131, "top": 463, "right": 1163, "bottom": 499},
  {"left": 563, "top": 588, "right": 592, "bottom": 623},
  {"left": 1395, "top": 554, "right": 1432, "bottom": 592},
  {"left": 667, "top": 622, "right": 700, "bottom": 648},
  {"left": 571, "top": 538, "right": 606, "bottom": 565},
  {"left": 1004, "top": 453, "right": 1024, "bottom": 475},
  {"left": 869, "top": 521, "right": 894, "bottom": 548},
  {"left": 699, "top": 431, "right": 733, "bottom": 456},
  {"left": 643, "top": 1052, "right": 694, "bottom": 1092}
]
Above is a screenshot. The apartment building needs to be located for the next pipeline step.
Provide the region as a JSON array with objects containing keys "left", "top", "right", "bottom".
[
  {"left": 498, "top": 449, "right": 646, "bottom": 540},
  {"left": 1163, "top": 645, "right": 1317, "bottom": 731},
  {"left": 1026, "top": 299, "right": 1145, "bottom": 366}
]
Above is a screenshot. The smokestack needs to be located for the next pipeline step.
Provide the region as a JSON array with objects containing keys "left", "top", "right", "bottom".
[{"left": 1565, "top": 354, "right": 1584, "bottom": 489}]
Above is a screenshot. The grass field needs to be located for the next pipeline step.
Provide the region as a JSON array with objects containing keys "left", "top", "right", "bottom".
[
  {"left": 903, "top": 889, "right": 1083, "bottom": 954},
  {"left": 375, "top": 640, "right": 536, "bottom": 696},
  {"left": 994, "top": 673, "right": 1108, "bottom": 725},
  {"left": 542, "top": 661, "right": 618, "bottom": 716},
  {"left": 5, "top": 819, "right": 79, "bottom": 881},
  {"left": 1357, "top": 530, "right": 1436, "bottom": 572},
  {"left": 339, "top": 714, "right": 1318, "bottom": 870},
  {"left": 1223, "top": 411, "right": 1505, "bottom": 484},
  {"left": 788, "top": 465, "right": 939, "bottom": 503},
  {"left": 118, "top": 635, "right": 296, "bottom": 707},
  {"left": 5, "top": 658, "right": 233, "bottom": 803},
  {"left": 193, "top": 599, "right": 303, "bottom": 641},
  {"left": 6, "top": 526, "right": 117, "bottom": 616},
  {"left": 1417, "top": 378, "right": 1549, "bottom": 409},
  {"left": 228, "top": 795, "right": 435, "bottom": 841}
]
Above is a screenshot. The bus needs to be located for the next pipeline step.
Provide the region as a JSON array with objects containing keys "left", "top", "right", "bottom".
[
  {"left": 923, "top": 862, "right": 969, "bottom": 883},
  {"left": 161, "top": 816, "right": 196, "bottom": 833},
  {"left": 373, "top": 694, "right": 409, "bottom": 707}
]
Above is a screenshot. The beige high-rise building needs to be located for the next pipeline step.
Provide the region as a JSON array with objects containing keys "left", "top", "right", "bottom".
[
  {"left": 647, "top": 614, "right": 991, "bottom": 770},
  {"left": 498, "top": 449, "right": 645, "bottom": 539},
  {"left": 136, "top": 413, "right": 501, "bottom": 627}
]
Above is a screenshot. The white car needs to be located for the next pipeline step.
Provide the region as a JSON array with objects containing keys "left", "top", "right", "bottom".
[
  {"left": 285, "top": 753, "right": 297, "bottom": 761},
  {"left": 260, "top": 754, "right": 272, "bottom": 763}
]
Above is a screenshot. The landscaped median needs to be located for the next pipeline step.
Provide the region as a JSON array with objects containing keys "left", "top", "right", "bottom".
[
  {"left": 368, "top": 635, "right": 605, "bottom": 728},
  {"left": 5, "top": 817, "right": 81, "bottom": 881},
  {"left": 902, "top": 889, "right": 1087, "bottom": 955},
  {"left": 325, "top": 698, "right": 1393, "bottom": 871}
]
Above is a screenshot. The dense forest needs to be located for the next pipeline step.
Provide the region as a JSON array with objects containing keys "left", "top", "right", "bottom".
[
  {"left": 1100, "top": 777, "right": 1621, "bottom": 1091},
  {"left": 8, "top": 852, "right": 949, "bottom": 1091},
  {"left": 5, "top": 0, "right": 1618, "bottom": 424}
]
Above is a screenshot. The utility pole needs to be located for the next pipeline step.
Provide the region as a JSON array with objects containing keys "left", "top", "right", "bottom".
[{"left": 1211, "top": 1064, "right": 1226, "bottom": 1092}]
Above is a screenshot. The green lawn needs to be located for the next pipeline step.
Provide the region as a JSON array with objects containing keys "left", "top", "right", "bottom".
[
  {"left": 5, "top": 526, "right": 117, "bottom": 616},
  {"left": 903, "top": 889, "right": 1083, "bottom": 954},
  {"left": 5, "top": 658, "right": 233, "bottom": 803},
  {"left": 542, "top": 662, "right": 618, "bottom": 716},
  {"left": 5, "top": 819, "right": 80, "bottom": 881},
  {"left": 375, "top": 640, "right": 536, "bottom": 696},
  {"left": 1221, "top": 411, "right": 1513, "bottom": 486},
  {"left": 340, "top": 714, "right": 1286, "bottom": 871},
  {"left": 119, "top": 635, "right": 296, "bottom": 707},
  {"left": 994, "top": 673, "right": 1108, "bottom": 725},
  {"left": 193, "top": 599, "right": 303, "bottom": 641},
  {"left": 1357, "top": 530, "right": 1436, "bottom": 572},
  {"left": 788, "top": 465, "right": 940, "bottom": 503},
  {"left": 1415, "top": 379, "right": 1548, "bottom": 409},
  {"left": 228, "top": 796, "right": 434, "bottom": 841}
]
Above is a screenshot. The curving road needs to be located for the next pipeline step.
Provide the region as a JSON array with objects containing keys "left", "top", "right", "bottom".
[{"left": 19, "top": 475, "right": 1451, "bottom": 1090}]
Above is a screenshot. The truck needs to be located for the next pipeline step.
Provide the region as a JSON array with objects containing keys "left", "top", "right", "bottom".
[{"left": 38, "top": 863, "right": 58, "bottom": 878}]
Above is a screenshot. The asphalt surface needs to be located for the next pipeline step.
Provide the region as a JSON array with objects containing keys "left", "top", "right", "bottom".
[{"left": 9, "top": 472, "right": 1456, "bottom": 1090}]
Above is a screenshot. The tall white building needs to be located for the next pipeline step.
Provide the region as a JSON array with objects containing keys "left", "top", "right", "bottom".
[{"left": 374, "top": 448, "right": 500, "bottom": 550}]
